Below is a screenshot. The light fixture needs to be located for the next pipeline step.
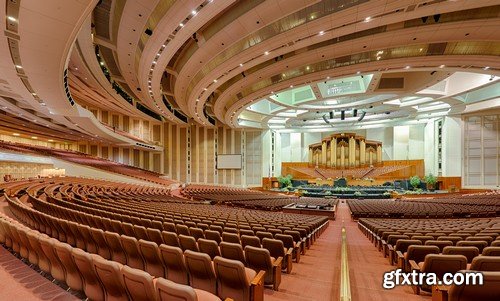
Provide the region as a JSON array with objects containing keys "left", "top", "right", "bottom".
[
  {"left": 356, "top": 71, "right": 361, "bottom": 74},
  {"left": 48, "top": 139, "right": 54, "bottom": 142},
  {"left": 290, "top": 85, "right": 293, "bottom": 88},
  {"left": 191, "top": 10, "right": 197, "bottom": 16},
  {"left": 483, "top": 66, "right": 490, "bottom": 70},
  {"left": 264, "top": 51, "right": 269, "bottom": 55},
  {"left": 179, "top": 23, "right": 184, "bottom": 27},
  {"left": 239, "top": 63, "right": 243, "bottom": 67},
  {"left": 213, "top": 79, "right": 217, "bottom": 83},
  {"left": 439, "top": 65, "right": 445, "bottom": 68},
  {"left": 13, "top": 133, "right": 20, "bottom": 136},
  {"left": 31, "top": 136, "right": 38, "bottom": 140},
  {"left": 15, "top": 65, "right": 22, "bottom": 69},
  {"left": 364, "top": 16, "right": 371, "bottom": 22},
  {"left": 100, "top": 62, "right": 104, "bottom": 66},
  {"left": 319, "top": 31, "right": 324, "bottom": 35},
  {"left": 404, "top": 65, "right": 410, "bottom": 69},
  {"left": 75, "top": 67, "right": 78, "bottom": 70},
  {"left": 306, "top": 66, "right": 310, "bottom": 70},
  {"left": 7, "top": 16, "right": 16, "bottom": 22}
]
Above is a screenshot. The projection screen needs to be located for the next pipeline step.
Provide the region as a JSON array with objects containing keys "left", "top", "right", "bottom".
[{"left": 217, "top": 154, "right": 242, "bottom": 169}]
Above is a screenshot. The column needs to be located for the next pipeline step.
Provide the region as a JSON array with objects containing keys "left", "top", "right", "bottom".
[
  {"left": 331, "top": 138, "right": 337, "bottom": 168},
  {"left": 360, "top": 139, "right": 366, "bottom": 166},
  {"left": 376, "top": 144, "right": 382, "bottom": 164},
  {"left": 321, "top": 141, "right": 327, "bottom": 166},
  {"left": 340, "top": 145, "right": 345, "bottom": 168},
  {"left": 369, "top": 151, "right": 373, "bottom": 165},
  {"left": 308, "top": 148, "right": 313, "bottom": 165}
]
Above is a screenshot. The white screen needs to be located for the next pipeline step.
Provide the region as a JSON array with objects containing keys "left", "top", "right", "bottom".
[{"left": 217, "top": 154, "right": 242, "bottom": 169}]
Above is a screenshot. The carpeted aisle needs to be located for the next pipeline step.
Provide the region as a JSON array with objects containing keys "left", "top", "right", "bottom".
[
  {"left": 336, "top": 201, "right": 430, "bottom": 301},
  {"left": 265, "top": 219, "right": 341, "bottom": 301},
  {"left": 0, "top": 246, "right": 79, "bottom": 301}
]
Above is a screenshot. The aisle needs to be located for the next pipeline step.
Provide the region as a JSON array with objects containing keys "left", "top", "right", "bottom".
[
  {"left": 265, "top": 219, "right": 342, "bottom": 301},
  {"left": 336, "top": 201, "right": 429, "bottom": 301}
]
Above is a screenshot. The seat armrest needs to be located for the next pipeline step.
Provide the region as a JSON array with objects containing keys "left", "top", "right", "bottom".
[
  {"left": 273, "top": 256, "right": 283, "bottom": 268},
  {"left": 251, "top": 270, "right": 266, "bottom": 286},
  {"left": 286, "top": 248, "right": 293, "bottom": 256},
  {"left": 396, "top": 251, "right": 404, "bottom": 259},
  {"left": 409, "top": 260, "right": 420, "bottom": 272},
  {"left": 432, "top": 284, "right": 451, "bottom": 301}
]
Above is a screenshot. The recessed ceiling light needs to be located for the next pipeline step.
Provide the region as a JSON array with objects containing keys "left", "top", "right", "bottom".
[
  {"left": 290, "top": 85, "right": 293, "bottom": 88},
  {"left": 15, "top": 65, "right": 22, "bottom": 69},
  {"left": 319, "top": 31, "right": 324, "bottom": 35},
  {"left": 404, "top": 65, "right": 410, "bottom": 69},
  {"left": 100, "top": 62, "right": 104, "bottom": 66},
  {"left": 356, "top": 71, "right": 361, "bottom": 74},
  {"left": 239, "top": 63, "right": 243, "bottom": 67},
  {"left": 191, "top": 10, "right": 197, "bottom": 15},
  {"left": 439, "top": 65, "right": 445, "bottom": 68},
  {"left": 364, "top": 17, "right": 371, "bottom": 22},
  {"left": 48, "top": 139, "right": 54, "bottom": 142},
  {"left": 483, "top": 66, "right": 490, "bottom": 70},
  {"left": 13, "top": 133, "right": 20, "bottom": 136},
  {"left": 264, "top": 51, "right": 269, "bottom": 55},
  {"left": 31, "top": 136, "right": 38, "bottom": 139},
  {"left": 179, "top": 23, "right": 184, "bottom": 27},
  {"left": 213, "top": 79, "right": 217, "bottom": 83},
  {"left": 7, "top": 16, "right": 16, "bottom": 22},
  {"left": 75, "top": 67, "right": 78, "bottom": 70}
]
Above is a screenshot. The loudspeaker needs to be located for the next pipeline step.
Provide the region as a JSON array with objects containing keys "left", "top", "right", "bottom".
[
  {"left": 329, "top": 111, "right": 334, "bottom": 119},
  {"left": 353, "top": 109, "right": 358, "bottom": 117},
  {"left": 340, "top": 110, "right": 345, "bottom": 120}
]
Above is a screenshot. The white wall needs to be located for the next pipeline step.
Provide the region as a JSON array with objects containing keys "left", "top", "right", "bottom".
[
  {"left": 367, "top": 127, "right": 394, "bottom": 160},
  {"left": 393, "top": 126, "right": 410, "bottom": 160},
  {"left": 424, "top": 120, "right": 437, "bottom": 176},
  {"left": 409, "top": 124, "right": 425, "bottom": 159},
  {"left": 442, "top": 116, "right": 463, "bottom": 177}
]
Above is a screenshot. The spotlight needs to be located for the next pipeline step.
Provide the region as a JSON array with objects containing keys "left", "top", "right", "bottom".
[
  {"left": 353, "top": 109, "right": 358, "bottom": 117},
  {"left": 329, "top": 111, "right": 334, "bottom": 119},
  {"left": 421, "top": 16, "right": 428, "bottom": 23},
  {"left": 433, "top": 14, "right": 441, "bottom": 22},
  {"left": 145, "top": 28, "right": 153, "bottom": 36},
  {"left": 341, "top": 110, "right": 345, "bottom": 120},
  {"left": 430, "top": 71, "right": 437, "bottom": 75}
]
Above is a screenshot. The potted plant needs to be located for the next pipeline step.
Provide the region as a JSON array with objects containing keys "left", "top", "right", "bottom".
[
  {"left": 410, "top": 175, "right": 421, "bottom": 190},
  {"left": 424, "top": 173, "right": 437, "bottom": 192},
  {"left": 277, "top": 174, "right": 293, "bottom": 188}
]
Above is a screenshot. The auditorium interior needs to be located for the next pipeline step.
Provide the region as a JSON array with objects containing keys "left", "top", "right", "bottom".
[{"left": 1, "top": 0, "right": 500, "bottom": 300}]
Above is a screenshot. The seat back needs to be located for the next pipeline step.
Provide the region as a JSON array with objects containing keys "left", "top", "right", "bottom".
[
  {"left": 162, "top": 231, "right": 180, "bottom": 248},
  {"left": 220, "top": 242, "right": 246, "bottom": 265},
  {"left": 387, "top": 235, "right": 410, "bottom": 246},
  {"left": 139, "top": 239, "right": 165, "bottom": 277},
  {"left": 53, "top": 242, "right": 83, "bottom": 291},
  {"left": 470, "top": 256, "right": 500, "bottom": 271},
  {"left": 71, "top": 248, "right": 105, "bottom": 301},
  {"left": 222, "top": 232, "right": 240, "bottom": 244},
  {"left": 176, "top": 224, "right": 190, "bottom": 236},
  {"left": 483, "top": 247, "right": 500, "bottom": 256},
  {"left": 262, "top": 238, "right": 285, "bottom": 259},
  {"left": 90, "top": 228, "right": 111, "bottom": 260},
  {"left": 442, "top": 246, "right": 479, "bottom": 263},
  {"left": 214, "top": 256, "right": 252, "bottom": 301},
  {"left": 104, "top": 231, "right": 127, "bottom": 265},
  {"left": 121, "top": 265, "right": 156, "bottom": 301},
  {"left": 275, "top": 234, "right": 295, "bottom": 249},
  {"left": 159, "top": 245, "right": 189, "bottom": 285},
  {"left": 394, "top": 239, "right": 422, "bottom": 253},
  {"left": 92, "top": 255, "right": 128, "bottom": 301},
  {"left": 184, "top": 250, "right": 217, "bottom": 295},
  {"left": 425, "top": 240, "right": 453, "bottom": 252},
  {"left": 121, "top": 235, "right": 145, "bottom": 270},
  {"left": 197, "top": 238, "right": 220, "bottom": 260},
  {"left": 155, "top": 278, "right": 198, "bottom": 301},
  {"left": 147, "top": 228, "right": 164, "bottom": 246},
  {"left": 241, "top": 235, "right": 261, "bottom": 249},
  {"left": 39, "top": 237, "right": 66, "bottom": 282},
  {"left": 244, "top": 246, "right": 273, "bottom": 284},
  {"left": 204, "top": 230, "right": 222, "bottom": 244},
  {"left": 448, "top": 271, "right": 500, "bottom": 301},
  {"left": 189, "top": 227, "right": 205, "bottom": 241},
  {"left": 179, "top": 234, "right": 199, "bottom": 252},
  {"left": 456, "top": 240, "right": 488, "bottom": 253},
  {"left": 256, "top": 231, "right": 273, "bottom": 242},
  {"left": 422, "top": 254, "right": 467, "bottom": 279},
  {"left": 410, "top": 235, "right": 435, "bottom": 245}
]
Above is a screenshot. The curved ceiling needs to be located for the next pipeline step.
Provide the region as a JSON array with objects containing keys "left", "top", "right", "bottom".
[{"left": 1, "top": 0, "right": 499, "bottom": 141}]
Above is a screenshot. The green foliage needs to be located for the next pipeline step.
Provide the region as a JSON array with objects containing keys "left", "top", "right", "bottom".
[
  {"left": 277, "top": 174, "right": 293, "bottom": 188},
  {"left": 410, "top": 175, "right": 421, "bottom": 189},
  {"left": 354, "top": 191, "right": 363, "bottom": 196},
  {"left": 424, "top": 173, "right": 437, "bottom": 185}
]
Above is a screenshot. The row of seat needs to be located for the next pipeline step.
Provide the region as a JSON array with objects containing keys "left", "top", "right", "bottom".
[
  {"left": 357, "top": 218, "right": 500, "bottom": 299},
  {"left": 0, "top": 213, "right": 228, "bottom": 301}
]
